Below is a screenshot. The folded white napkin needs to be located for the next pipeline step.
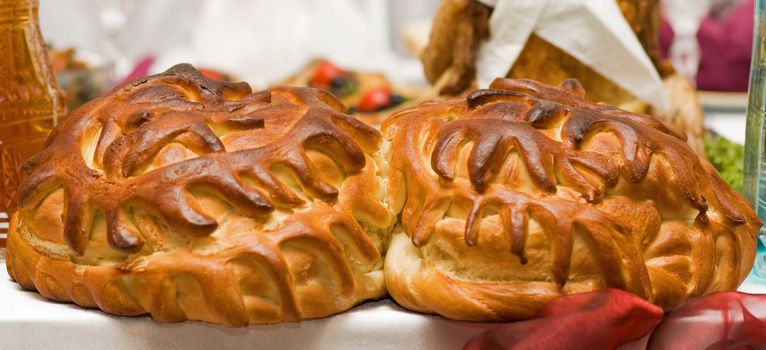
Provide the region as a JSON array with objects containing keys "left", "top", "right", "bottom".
[{"left": 476, "top": 0, "right": 670, "bottom": 112}]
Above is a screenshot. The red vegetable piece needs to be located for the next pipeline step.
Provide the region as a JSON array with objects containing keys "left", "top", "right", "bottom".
[
  {"left": 199, "top": 68, "right": 225, "bottom": 81},
  {"left": 357, "top": 86, "right": 392, "bottom": 112},
  {"left": 647, "top": 291, "right": 766, "bottom": 350},
  {"left": 464, "top": 289, "right": 663, "bottom": 350},
  {"left": 311, "top": 60, "right": 345, "bottom": 88}
]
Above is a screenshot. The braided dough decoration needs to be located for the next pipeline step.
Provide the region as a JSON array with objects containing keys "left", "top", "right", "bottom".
[
  {"left": 6, "top": 64, "right": 395, "bottom": 326},
  {"left": 382, "top": 78, "right": 759, "bottom": 321},
  {"left": 420, "top": 0, "right": 707, "bottom": 157}
]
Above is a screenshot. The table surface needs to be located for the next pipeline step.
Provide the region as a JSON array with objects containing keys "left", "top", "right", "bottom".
[
  {"left": 0, "top": 260, "right": 499, "bottom": 350},
  {"left": 0, "top": 109, "right": 757, "bottom": 350},
  {"left": 3, "top": 260, "right": 765, "bottom": 350}
]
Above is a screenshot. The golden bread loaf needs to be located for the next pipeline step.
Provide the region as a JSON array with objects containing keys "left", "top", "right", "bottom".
[
  {"left": 382, "top": 78, "right": 759, "bottom": 321},
  {"left": 5, "top": 64, "right": 758, "bottom": 325},
  {"left": 5, "top": 64, "right": 395, "bottom": 326}
]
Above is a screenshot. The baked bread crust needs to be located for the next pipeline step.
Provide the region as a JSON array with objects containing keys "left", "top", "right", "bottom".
[
  {"left": 382, "top": 78, "right": 759, "bottom": 321},
  {"left": 420, "top": 0, "right": 706, "bottom": 156},
  {"left": 6, "top": 64, "right": 395, "bottom": 326}
]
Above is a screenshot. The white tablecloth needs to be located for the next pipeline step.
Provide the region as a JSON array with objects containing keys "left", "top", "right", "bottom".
[
  {"left": 4, "top": 258, "right": 764, "bottom": 350},
  {"left": 0, "top": 261, "right": 500, "bottom": 350}
]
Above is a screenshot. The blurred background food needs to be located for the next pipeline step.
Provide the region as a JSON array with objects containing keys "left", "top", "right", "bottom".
[
  {"left": 38, "top": 0, "right": 439, "bottom": 89},
  {"left": 704, "top": 131, "right": 745, "bottom": 193},
  {"left": 415, "top": 0, "right": 752, "bottom": 159},
  {"left": 35, "top": 0, "right": 753, "bottom": 181},
  {"left": 48, "top": 47, "right": 114, "bottom": 110},
  {"left": 280, "top": 59, "right": 423, "bottom": 125},
  {"left": 37, "top": 0, "right": 752, "bottom": 93}
]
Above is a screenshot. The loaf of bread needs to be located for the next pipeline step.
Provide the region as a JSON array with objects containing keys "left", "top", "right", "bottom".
[
  {"left": 382, "top": 77, "right": 759, "bottom": 321},
  {"left": 6, "top": 64, "right": 757, "bottom": 325},
  {"left": 5, "top": 64, "right": 395, "bottom": 326}
]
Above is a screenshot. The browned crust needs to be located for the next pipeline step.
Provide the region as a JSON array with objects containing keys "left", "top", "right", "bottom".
[
  {"left": 419, "top": 0, "right": 706, "bottom": 156},
  {"left": 382, "top": 78, "right": 759, "bottom": 321},
  {"left": 6, "top": 64, "right": 394, "bottom": 326}
]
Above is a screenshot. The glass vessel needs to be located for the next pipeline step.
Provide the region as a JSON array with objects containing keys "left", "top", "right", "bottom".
[
  {"left": 745, "top": 0, "right": 766, "bottom": 276},
  {"left": 661, "top": 0, "right": 711, "bottom": 83},
  {"left": 0, "top": 0, "right": 66, "bottom": 249}
]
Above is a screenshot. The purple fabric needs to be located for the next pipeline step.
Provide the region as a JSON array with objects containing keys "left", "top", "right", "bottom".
[
  {"left": 660, "top": 0, "right": 754, "bottom": 92},
  {"left": 120, "top": 56, "right": 156, "bottom": 84}
]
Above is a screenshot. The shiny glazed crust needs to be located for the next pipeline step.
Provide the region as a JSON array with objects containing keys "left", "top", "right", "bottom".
[
  {"left": 6, "top": 64, "right": 395, "bottom": 326},
  {"left": 419, "top": 0, "right": 708, "bottom": 157},
  {"left": 382, "top": 78, "right": 759, "bottom": 321}
]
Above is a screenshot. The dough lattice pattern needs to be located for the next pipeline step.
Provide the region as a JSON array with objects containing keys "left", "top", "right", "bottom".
[
  {"left": 7, "top": 64, "right": 393, "bottom": 325},
  {"left": 382, "top": 78, "right": 759, "bottom": 320},
  {"left": 6, "top": 64, "right": 759, "bottom": 325}
]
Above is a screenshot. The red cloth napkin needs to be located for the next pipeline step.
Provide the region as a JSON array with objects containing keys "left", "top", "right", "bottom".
[
  {"left": 464, "top": 289, "right": 766, "bottom": 350},
  {"left": 648, "top": 291, "right": 766, "bottom": 349},
  {"left": 463, "top": 289, "right": 663, "bottom": 350}
]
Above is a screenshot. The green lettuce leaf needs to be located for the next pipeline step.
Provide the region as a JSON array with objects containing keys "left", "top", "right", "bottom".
[{"left": 704, "top": 133, "right": 744, "bottom": 194}]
